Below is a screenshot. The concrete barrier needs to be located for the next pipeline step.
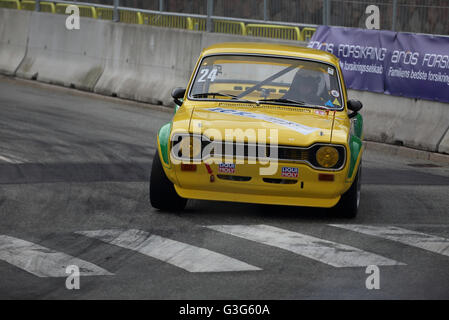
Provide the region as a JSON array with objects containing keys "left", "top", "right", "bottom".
[
  {"left": 438, "top": 128, "right": 449, "bottom": 154},
  {"left": 15, "top": 11, "right": 110, "bottom": 91},
  {"left": 0, "top": 9, "right": 31, "bottom": 75},
  {"left": 349, "top": 89, "right": 449, "bottom": 152},
  {"left": 94, "top": 24, "right": 203, "bottom": 106}
]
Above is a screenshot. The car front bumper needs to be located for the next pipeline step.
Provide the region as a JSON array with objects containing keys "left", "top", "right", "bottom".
[{"left": 169, "top": 161, "right": 352, "bottom": 208}]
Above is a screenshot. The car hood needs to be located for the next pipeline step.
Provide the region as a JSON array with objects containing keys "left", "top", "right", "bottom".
[{"left": 188, "top": 103, "right": 336, "bottom": 146}]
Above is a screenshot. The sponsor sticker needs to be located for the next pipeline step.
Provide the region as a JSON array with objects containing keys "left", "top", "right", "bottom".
[
  {"left": 328, "top": 67, "right": 334, "bottom": 75},
  {"left": 333, "top": 98, "right": 341, "bottom": 106},
  {"left": 218, "top": 163, "right": 236, "bottom": 174},
  {"left": 325, "top": 100, "right": 334, "bottom": 107},
  {"left": 206, "top": 108, "right": 320, "bottom": 135},
  {"left": 281, "top": 167, "right": 298, "bottom": 178},
  {"left": 331, "top": 90, "right": 340, "bottom": 98}
]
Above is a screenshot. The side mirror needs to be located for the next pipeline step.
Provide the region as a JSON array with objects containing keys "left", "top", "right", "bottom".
[
  {"left": 172, "top": 87, "right": 186, "bottom": 106},
  {"left": 347, "top": 100, "right": 363, "bottom": 118}
]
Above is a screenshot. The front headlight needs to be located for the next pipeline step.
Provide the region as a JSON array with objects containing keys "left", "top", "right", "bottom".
[
  {"left": 316, "top": 146, "right": 339, "bottom": 168},
  {"left": 172, "top": 134, "right": 202, "bottom": 161}
]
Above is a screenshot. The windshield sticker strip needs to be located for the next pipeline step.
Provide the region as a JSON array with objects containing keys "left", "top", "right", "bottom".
[{"left": 206, "top": 107, "right": 320, "bottom": 135}]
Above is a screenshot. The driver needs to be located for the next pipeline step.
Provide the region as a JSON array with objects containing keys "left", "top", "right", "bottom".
[{"left": 283, "top": 71, "right": 325, "bottom": 105}]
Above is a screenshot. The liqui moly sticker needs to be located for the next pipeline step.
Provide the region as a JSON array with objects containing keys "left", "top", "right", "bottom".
[
  {"left": 281, "top": 167, "right": 298, "bottom": 178},
  {"left": 218, "top": 163, "right": 236, "bottom": 174}
]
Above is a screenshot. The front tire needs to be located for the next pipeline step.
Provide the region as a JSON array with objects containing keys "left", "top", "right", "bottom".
[
  {"left": 334, "top": 163, "right": 362, "bottom": 218},
  {"left": 149, "top": 150, "right": 187, "bottom": 211}
]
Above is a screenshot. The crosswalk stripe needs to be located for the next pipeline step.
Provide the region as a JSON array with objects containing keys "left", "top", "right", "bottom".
[
  {"left": 76, "top": 229, "right": 261, "bottom": 272},
  {"left": 206, "top": 224, "right": 404, "bottom": 268},
  {"left": 330, "top": 224, "right": 449, "bottom": 257},
  {"left": 0, "top": 235, "right": 113, "bottom": 277}
]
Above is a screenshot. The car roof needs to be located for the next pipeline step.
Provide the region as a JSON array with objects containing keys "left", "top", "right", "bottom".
[{"left": 201, "top": 42, "right": 339, "bottom": 66}]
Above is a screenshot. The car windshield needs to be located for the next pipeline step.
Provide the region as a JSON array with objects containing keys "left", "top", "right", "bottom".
[{"left": 189, "top": 54, "right": 343, "bottom": 109}]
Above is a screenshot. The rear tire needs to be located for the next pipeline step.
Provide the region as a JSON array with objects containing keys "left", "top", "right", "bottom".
[
  {"left": 334, "top": 163, "right": 362, "bottom": 218},
  {"left": 149, "top": 150, "right": 187, "bottom": 211}
]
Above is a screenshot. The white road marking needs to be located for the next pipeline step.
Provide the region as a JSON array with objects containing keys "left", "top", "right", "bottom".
[
  {"left": 77, "top": 229, "right": 261, "bottom": 273},
  {"left": 206, "top": 224, "right": 404, "bottom": 268},
  {"left": 0, "top": 235, "right": 113, "bottom": 277},
  {"left": 330, "top": 224, "right": 449, "bottom": 257}
]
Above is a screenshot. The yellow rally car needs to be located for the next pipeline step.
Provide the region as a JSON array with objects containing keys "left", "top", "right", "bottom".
[{"left": 150, "top": 43, "right": 364, "bottom": 218}]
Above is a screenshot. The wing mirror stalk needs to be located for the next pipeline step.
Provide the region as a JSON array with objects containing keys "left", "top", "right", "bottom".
[
  {"left": 347, "top": 100, "right": 363, "bottom": 119},
  {"left": 171, "top": 87, "right": 186, "bottom": 107}
]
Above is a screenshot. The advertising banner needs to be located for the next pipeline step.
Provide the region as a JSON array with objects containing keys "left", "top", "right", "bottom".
[{"left": 308, "top": 26, "right": 449, "bottom": 103}]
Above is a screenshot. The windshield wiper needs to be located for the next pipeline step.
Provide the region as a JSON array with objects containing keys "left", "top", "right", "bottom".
[
  {"left": 308, "top": 104, "right": 335, "bottom": 111},
  {"left": 257, "top": 98, "right": 306, "bottom": 105},
  {"left": 193, "top": 92, "right": 238, "bottom": 99},
  {"left": 258, "top": 98, "right": 337, "bottom": 110},
  {"left": 192, "top": 92, "right": 258, "bottom": 104}
]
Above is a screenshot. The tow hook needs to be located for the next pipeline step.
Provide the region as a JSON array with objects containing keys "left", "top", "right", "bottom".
[{"left": 204, "top": 163, "right": 215, "bottom": 182}]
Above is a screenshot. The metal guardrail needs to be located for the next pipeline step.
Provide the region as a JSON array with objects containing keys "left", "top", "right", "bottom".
[
  {"left": 55, "top": 3, "right": 96, "bottom": 18},
  {"left": 214, "top": 20, "right": 246, "bottom": 35},
  {"left": 1, "top": 0, "right": 448, "bottom": 36},
  {"left": 246, "top": 24, "right": 301, "bottom": 41},
  {"left": 20, "top": 0, "right": 55, "bottom": 13},
  {"left": 301, "top": 27, "right": 316, "bottom": 42},
  {"left": 18, "top": 0, "right": 33, "bottom": 10},
  {"left": 96, "top": 7, "right": 112, "bottom": 20},
  {"left": 142, "top": 12, "right": 191, "bottom": 29},
  {"left": 119, "top": 9, "right": 142, "bottom": 24},
  {"left": 0, "top": 0, "right": 20, "bottom": 9},
  {"left": 0, "top": 0, "right": 316, "bottom": 41}
]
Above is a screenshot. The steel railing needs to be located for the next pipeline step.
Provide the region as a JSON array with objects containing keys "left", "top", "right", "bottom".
[
  {"left": 0, "top": 0, "right": 318, "bottom": 41},
  {"left": 2, "top": 0, "right": 448, "bottom": 36}
]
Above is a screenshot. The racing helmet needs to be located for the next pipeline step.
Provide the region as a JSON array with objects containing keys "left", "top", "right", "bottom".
[{"left": 290, "top": 70, "right": 321, "bottom": 91}]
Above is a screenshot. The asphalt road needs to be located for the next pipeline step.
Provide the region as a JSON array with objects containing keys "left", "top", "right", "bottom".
[{"left": 1, "top": 76, "right": 449, "bottom": 299}]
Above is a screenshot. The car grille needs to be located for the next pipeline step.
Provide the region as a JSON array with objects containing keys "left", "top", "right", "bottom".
[
  {"left": 204, "top": 140, "right": 309, "bottom": 163},
  {"left": 171, "top": 134, "right": 346, "bottom": 170}
]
